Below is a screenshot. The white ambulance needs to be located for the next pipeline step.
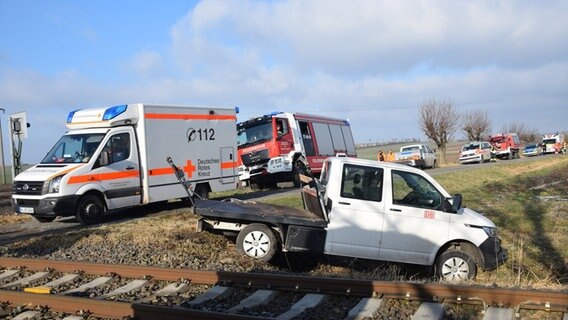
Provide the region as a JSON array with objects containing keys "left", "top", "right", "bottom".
[{"left": 12, "top": 103, "right": 238, "bottom": 224}]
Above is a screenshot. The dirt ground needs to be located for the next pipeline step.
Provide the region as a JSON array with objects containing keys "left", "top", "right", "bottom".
[{"left": 0, "top": 184, "right": 13, "bottom": 215}]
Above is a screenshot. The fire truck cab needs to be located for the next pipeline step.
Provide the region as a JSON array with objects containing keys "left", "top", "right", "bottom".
[
  {"left": 237, "top": 112, "right": 356, "bottom": 188},
  {"left": 542, "top": 133, "right": 565, "bottom": 154}
]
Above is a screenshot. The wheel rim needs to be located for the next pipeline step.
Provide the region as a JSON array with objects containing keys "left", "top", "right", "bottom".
[
  {"left": 441, "top": 257, "right": 470, "bottom": 282},
  {"left": 242, "top": 230, "right": 271, "bottom": 259},
  {"left": 82, "top": 202, "right": 100, "bottom": 219}
]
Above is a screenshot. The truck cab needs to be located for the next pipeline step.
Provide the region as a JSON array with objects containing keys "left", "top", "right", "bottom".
[{"left": 197, "top": 157, "right": 507, "bottom": 282}]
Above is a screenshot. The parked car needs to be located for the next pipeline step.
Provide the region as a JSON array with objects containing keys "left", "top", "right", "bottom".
[
  {"left": 459, "top": 141, "right": 492, "bottom": 164},
  {"left": 523, "top": 144, "right": 542, "bottom": 157}
]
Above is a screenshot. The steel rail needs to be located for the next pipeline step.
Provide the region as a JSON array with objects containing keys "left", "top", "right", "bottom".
[
  {"left": 1, "top": 257, "right": 567, "bottom": 315},
  {"left": 0, "top": 289, "right": 132, "bottom": 318}
]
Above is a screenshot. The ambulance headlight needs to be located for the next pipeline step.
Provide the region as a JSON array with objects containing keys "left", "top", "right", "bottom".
[{"left": 48, "top": 176, "right": 63, "bottom": 193}]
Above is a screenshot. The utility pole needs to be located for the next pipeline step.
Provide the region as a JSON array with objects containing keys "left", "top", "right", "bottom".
[{"left": 0, "top": 107, "right": 6, "bottom": 184}]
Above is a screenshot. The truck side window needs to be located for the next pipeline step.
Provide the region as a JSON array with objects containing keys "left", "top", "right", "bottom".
[
  {"left": 276, "top": 119, "right": 288, "bottom": 136},
  {"left": 340, "top": 164, "right": 383, "bottom": 202},
  {"left": 392, "top": 170, "right": 443, "bottom": 210},
  {"left": 101, "top": 133, "right": 130, "bottom": 164}
]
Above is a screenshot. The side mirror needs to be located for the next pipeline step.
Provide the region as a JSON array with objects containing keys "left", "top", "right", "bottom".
[
  {"left": 452, "top": 194, "right": 462, "bottom": 212},
  {"left": 99, "top": 151, "right": 110, "bottom": 167}
]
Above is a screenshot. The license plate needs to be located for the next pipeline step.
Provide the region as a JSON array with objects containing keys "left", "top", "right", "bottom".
[{"left": 19, "top": 207, "right": 34, "bottom": 214}]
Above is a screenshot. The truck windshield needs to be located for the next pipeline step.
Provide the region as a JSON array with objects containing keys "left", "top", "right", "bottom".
[
  {"left": 42, "top": 134, "right": 105, "bottom": 164},
  {"left": 237, "top": 121, "right": 274, "bottom": 146},
  {"left": 543, "top": 138, "right": 556, "bottom": 144}
]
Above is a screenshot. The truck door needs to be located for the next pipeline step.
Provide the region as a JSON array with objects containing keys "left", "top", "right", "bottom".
[
  {"left": 93, "top": 129, "right": 141, "bottom": 209},
  {"left": 325, "top": 163, "right": 385, "bottom": 259},
  {"left": 380, "top": 169, "right": 450, "bottom": 265}
]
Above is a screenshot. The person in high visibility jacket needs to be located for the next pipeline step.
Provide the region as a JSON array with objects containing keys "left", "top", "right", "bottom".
[{"left": 386, "top": 150, "right": 395, "bottom": 162}]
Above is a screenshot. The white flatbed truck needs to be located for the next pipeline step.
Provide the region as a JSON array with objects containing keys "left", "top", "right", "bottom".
[{"left": 194, "top": 157, "right": 507, "bottom": 282}]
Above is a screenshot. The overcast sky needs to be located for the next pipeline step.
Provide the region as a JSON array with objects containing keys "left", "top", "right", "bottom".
[{"left": 1, "top": 0, "right": 567, "bottom": 164}]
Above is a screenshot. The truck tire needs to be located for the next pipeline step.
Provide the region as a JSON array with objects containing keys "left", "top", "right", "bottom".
[
  {"left": 435, "top": 249, "right": 477, "bottom": 282},
  {"left": 33, "top": 216, "right": 56, "bottom": 223},
  {"left": 236, "top": 224, "right": 278, "bottom": 262},
  {"left": 75, "top": 194, "right": 105, "bottom": 225},
  {"left": 292, "top": 162, "right": 308, "bottom": 187}
]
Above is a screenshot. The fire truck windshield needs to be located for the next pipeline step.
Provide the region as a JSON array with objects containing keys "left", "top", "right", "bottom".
[
  {"left": 42, "top": 133, "right": 105, "bottom": 164},
  {"left": 237, "top": 122, "right": 274, "bottom": 146}
]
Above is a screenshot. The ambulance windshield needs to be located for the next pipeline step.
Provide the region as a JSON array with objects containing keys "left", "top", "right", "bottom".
[
  {"left": 237, "top": 121, "right": 273, "bottom": 147},
  {"left": 42, "top": 133, "right": 105, "bottom": 164}
]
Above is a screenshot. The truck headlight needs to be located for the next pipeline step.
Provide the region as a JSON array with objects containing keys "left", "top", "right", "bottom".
[
  {"left": 482, "top": 226, "right": 498, "bottom": 237},
  {"left": 48, "top": 176, "right": 63, "bottom": 193}
]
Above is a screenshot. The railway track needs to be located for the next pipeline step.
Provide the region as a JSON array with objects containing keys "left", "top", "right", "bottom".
[{"left": 0, "top": 257, "right": 566, "bottom": 320}]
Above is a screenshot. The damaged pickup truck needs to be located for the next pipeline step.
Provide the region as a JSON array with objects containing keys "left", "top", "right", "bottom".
[{"left": 190, "top": 157, "right": 507, "bottom": 282}]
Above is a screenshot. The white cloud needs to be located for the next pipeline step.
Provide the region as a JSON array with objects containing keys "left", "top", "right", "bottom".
[{"left": 127, "top": 51, "right": 164, "bottom": 77}]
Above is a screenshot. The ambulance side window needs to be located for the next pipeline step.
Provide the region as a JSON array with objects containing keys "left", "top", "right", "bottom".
[{"left": 100, "top": 133, "right": 130, "bottom": 165}]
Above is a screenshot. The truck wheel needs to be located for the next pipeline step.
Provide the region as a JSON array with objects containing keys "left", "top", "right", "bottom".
[
  {"left": 436, "top": 249, "right": 477, "bottom": 282},
  {"left": 33, "top": 216, "right": 56, "bottom": 223},
  {"left": 75, "top": 194, "right": 105, "bottom": 225},
  {"left": 236, "top": 224, "right": 278, "bottom": 262},
  {"left": 292, "top": 162, "right": 308, "bottom": 187}
]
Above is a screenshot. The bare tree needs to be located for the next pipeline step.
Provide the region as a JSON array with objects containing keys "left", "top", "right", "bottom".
[
  {"left": 501, "top": 122, "right": 540, "bottom": 143},
  {"left": 419, "top": 98, "right": 460, "bottom": 165},
  {"left": 462, "top": 109, "right": 491, "bottom": 141}
]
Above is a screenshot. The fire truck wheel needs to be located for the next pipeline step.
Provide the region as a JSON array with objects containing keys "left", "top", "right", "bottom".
[
  {"left": 75, "top": 194, "right": 105, "bottom": 225},
  {"left": 236, "top": 224, "right": 278, "bottom": 262},
  {"left": 292, "top": 162, "right": 307, "bottom": 187},
  {"left": 33, "top": 216, "right": 56, "bottom": 223},
  {"left": 436, "top": 249, "right": 477, "bottom": 282}
]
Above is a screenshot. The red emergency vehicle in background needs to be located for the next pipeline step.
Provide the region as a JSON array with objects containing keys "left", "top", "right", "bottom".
[
  {"left": 542, "top": 132, "right": 565, "bottom": 154},
  {"left": 489, "top": 133, "right": 521, "bottom": 160},
  {"left": 237, "top": 112, "right": 356, "bottom": 189}
]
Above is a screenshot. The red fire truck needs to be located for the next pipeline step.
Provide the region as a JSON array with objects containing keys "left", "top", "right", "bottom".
[
  {"left": 237, "top": 112, "right": 356, "bottom": 189},
  {"left": 489, "top": 133, "right": 521, "bottom": 160}
]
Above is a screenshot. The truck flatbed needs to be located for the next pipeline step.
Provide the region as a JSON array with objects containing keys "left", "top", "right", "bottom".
[{"left": 195, "top": 199, "right": 328, "bottom": 228}]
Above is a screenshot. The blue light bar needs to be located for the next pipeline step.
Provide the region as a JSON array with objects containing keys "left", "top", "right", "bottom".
[
  {"left": 264, "top": 111, "right": 281, "bottom": 117},
  {"left": 102, "top": 104, "right": 128, "bottom": 120},
  {"left": 66, "top": 109, "right": 80, "bottom": 123},
  {"left": 235, "top": 106, "right": 240, "bottom": 114}
]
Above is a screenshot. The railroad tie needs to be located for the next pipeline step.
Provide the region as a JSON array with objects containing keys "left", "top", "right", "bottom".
[
  {"left": 12, "top": 311, "right": 39, "bottom": 320},
  {"left": 0, "top": 269, "right": 18, "bottom": 281},
  {"left": 187, "top": 286, "right": 235, "bottom": 305},
  {"left": 0, "top": 271, "right": 49, "bottom": 289},
  {"left": 482, "top": 307, "right": 515, "bottom": 320},
  {"left": 62, "top": 276, "right": 112, "bottom": 294},
  {"left": 276, "top": 293, "right": 326, "bottom": 320},
  {"left": 345, "top": 297, "right": 384, "bottom": 320},
  {"left": 139, "top": 282, "right": 190, "bottom": 303},
  {"left": 24, "top": 274, "right": 80, "bottom": 293},
  {"left": 410, "top": 302, "right": 445, "bottom": 320},
  {"left": 226, "top": 289, "right": 278, "bottom": 313},
  {"left": 97, "top": 279, "right": 149, "bottom": 299}
]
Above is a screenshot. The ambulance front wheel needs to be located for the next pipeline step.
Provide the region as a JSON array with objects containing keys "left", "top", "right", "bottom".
[{"left": 75, "top": 194, "right": 105, "bottom": 225}]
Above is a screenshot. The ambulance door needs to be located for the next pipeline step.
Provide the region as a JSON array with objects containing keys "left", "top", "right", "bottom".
[
  {"left": 95, "top": 129, "right": 142, "bottom": 208},
  {"left": 221, "top": 147, "right": 235, "bottom": 184}
]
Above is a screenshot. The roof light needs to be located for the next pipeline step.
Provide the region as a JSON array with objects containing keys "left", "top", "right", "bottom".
[
  {"left": 66, "top": 109, "right": 80, "bottom": 123},
  {"left": 235, "top": 106, "right": 240, "bottom": 114},
  {"left": 102, "top": 104, "right": 127, "bottom": 120}
]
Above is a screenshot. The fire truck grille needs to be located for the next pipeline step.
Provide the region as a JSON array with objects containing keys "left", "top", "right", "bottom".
[
  {"left": 240, "top": 149, "right": 270, "bottom": 166},
  {"left": 13, "top": 181, "right": 47, "bottom": 195}
]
